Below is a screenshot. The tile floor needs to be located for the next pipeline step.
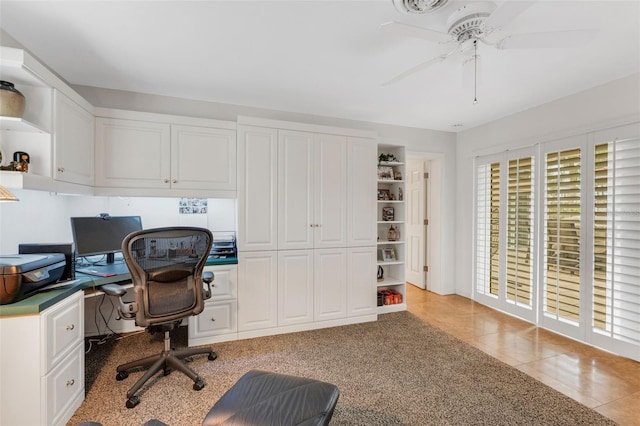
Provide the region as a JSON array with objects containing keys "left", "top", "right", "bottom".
[{"left": 405, "top": 284, "right": 640, "bottom": 426}]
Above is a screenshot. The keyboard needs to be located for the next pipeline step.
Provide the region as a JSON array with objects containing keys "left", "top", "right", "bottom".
[{"left": 76, "top": 268, "right": 117, "bottom": 277}]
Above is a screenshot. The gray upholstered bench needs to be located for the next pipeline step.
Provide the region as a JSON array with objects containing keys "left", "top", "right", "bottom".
[{"left": 202, "top": 370, "right": 340, "bottom": 426}]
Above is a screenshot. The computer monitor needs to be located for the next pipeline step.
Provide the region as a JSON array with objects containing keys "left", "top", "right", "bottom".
[{"left": 70, "top": 215, "right": 143, "bottom": 264}]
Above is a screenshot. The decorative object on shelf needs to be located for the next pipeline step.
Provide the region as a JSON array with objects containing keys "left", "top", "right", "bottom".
[
  {"left": 0, "top": 81, "right": 26, "bottom": 118},
  {"left": 378, "top": 153, "right": 398, "bottom": 164},
  {"left": 382, "top": 206, "right": 395, "bottom": 221},
  {"left": 394, "top": 170, "right": 402, "bottom": 180},
  {"left": 0, "top": 146, "right": 6, "bottom": 166},
  {"left": 377, "top": 265, "right": 384, "bottom": 282},
  {"left": 387, "top": 225, "right": 398, "bottom": 241},
  {"left": 380, "top": 247, "right": 397, "bottom": 262},
  {"left": 398, "top": 187, "right": 403, "bottom": 201},
  {"left": 377, "top": 188, "right": 391, "bottom": 200},
  {"left": 377, "top": 166, "right": 394, "bottom": 180},
  {"left": 12, "top": 151, "right": 29, "bottom": 173},
  {"left": 0, "top": 185, "right": 19, "bottom": 202}
]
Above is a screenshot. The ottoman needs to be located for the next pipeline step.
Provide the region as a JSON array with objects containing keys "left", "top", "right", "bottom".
[{"left": 202, "top": 370, "right": 340, "bottom": 426}]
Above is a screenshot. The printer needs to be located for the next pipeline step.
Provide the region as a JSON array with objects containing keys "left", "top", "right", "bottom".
[{"left": 0, "top": 254, "right": 66, "bottom": 304}]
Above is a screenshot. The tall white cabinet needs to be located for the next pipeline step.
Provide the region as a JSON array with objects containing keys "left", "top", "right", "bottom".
[{"left": 237, "top": 117, "right": 377, "bottom": 339}]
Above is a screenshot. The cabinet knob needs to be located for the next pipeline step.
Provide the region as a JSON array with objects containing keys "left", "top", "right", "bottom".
[
  {"left": 66, "top": 379, "right": 75, "bottom": 387},
  {"left": 210, "top": 317, "right": 216, "bottom": 322},
  {"left": 172, "top": 179, "right": 178, "bottom": 184},
  {"left": 164, "top": 179, "right": 170, "bottom": 183},
  {"left": 57, "top": 167, "right": 65, "bottom": 173},
  {"left": 66, "top": 324, "right": 75, "bottom": 331}
]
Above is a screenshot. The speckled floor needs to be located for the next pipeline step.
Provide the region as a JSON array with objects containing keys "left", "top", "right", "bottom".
[{"left": 70, "top": 311, "right": 615, "bottom": 426}]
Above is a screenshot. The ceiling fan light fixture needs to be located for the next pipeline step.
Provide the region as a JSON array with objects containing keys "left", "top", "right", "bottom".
[
  {"left": 446, "top": 1, "right": 496, "bottom": 40},
  {"left": 392, "top": 0, "right": 449, "bottom": 15}
]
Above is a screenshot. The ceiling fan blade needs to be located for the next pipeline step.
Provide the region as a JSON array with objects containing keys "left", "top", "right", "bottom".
[
  {"left": 379, "top": 21, "right": 453, "bottom": 44},
  {"left": 484, "top": 1, "right": 537, "bottom": 29},
  {"left": 498, "top": 29, "right": 599, "bottom": 49},
  {"left": 382, "top": 48, "right": 456, "bottom": 86}
]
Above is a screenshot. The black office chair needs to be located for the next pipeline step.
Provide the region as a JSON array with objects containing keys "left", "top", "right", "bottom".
[{"left": 101, "top": 227, "right": 217, "bottom": 408}]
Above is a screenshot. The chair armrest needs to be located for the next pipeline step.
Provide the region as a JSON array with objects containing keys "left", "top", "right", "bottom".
[
  {"left": 100, "top": 283, "right": 137, "bottom": 319},
  {"left": 202, "top": 271, "right": 214, "bottom": 300}
]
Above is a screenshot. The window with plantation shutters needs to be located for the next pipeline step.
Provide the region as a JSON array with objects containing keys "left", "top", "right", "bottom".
[
  {"left": 506, "top": 157, "right": 534, "bottom": 307},
  {"left": 593, "top": 136, "right": 640, "bottom": 347},
  {"left": 544, "top": 148, "right": 581, "bottom": 323},
  {"left": 476, "top": 161, "right": 500, "bottom": 297}
]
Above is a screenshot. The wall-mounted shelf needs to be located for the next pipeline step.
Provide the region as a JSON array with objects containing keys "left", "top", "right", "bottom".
[{"left": 0, "top": 116, "right": 49, "bottom": 133}]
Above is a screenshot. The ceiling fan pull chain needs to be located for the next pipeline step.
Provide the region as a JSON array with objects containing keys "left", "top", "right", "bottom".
[{"left": 473, "top": 40, "right": 478, "bottom": 105}]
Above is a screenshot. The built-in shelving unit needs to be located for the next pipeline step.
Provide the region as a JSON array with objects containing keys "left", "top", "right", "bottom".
[{"left": 376, "top": 144, "right": 406, "bottom": 313}]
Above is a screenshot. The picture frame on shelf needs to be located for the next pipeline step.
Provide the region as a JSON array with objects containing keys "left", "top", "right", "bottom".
[
  {"left": 380, "top": 247, "right": 397, "bottom": 262},
  {"left": 382, "top": 206, "right": 394, "bottom": 221},
  {"left": 377, "top": 188, "right": 391, "bottom": 200},
  {"left": 377, "top": 166, "right": 394, "bottom": 180}
]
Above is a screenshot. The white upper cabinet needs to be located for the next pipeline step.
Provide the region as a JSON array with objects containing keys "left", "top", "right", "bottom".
[
  {"left": 237, "top": 125, "right": 278, "bottom": 251},
  {"left": 278, "top": 130, "right": 347, "bottom": 250},
  {"left": 95, "top": 117, "right": 171, "bottom": 188},
  {"left": 94, "top": 109, "right": 236, "bottom": 197},
  {"left": 171, "top": 125, "right": 236, "bottom": 191},
  {"left": 53, "top": 90, "right": 94, "bottom": 186}
]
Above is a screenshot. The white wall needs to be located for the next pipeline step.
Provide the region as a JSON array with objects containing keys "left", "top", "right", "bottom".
[
  {"left": 0, "top": 190, "right": 236, "bottom": 254},
  {"left": 455, "top": 72, "right": 640, "bottom": 297}
]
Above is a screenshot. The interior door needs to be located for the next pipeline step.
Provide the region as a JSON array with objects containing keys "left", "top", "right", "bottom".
[{"left": 406, "top": 158, "right": 426, "bottom": 289}]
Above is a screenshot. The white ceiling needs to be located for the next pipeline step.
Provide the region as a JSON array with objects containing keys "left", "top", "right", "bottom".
[{"left": 1, "top": 0, "right": 638, "bottom": 132}]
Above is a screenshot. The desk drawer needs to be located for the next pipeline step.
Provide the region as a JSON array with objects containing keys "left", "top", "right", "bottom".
[
  {"left": 43, "top": 291, "right": 83, "bottom": 374},
  {"left": 43, "top": 341, "right": 84, "bottom": 426},
  {"left": 205, "top": 265, "right": 237, "bottom": 300},
  {"left": 189, "top": 300, "right": 237, "bottom": 339}
]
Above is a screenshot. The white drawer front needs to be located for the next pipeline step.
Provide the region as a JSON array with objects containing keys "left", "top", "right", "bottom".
[
  {"left": 44, "top": 292, "right": 83, "bottom": 374},
  {"left": 43, "top": 342, "right": 84, "bottom": 426},
  {"left": 189, "top": 300, "right": 237, "bottom": 338},
  {"left": 206, "top": 265, "right": 237, "bottom": 300}
]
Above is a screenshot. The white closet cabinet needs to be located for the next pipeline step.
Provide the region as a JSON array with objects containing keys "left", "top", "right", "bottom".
[
  {"left": 237, "top": 251, "right": 278, "bottom": 333},
  {"left": 314, "top": 248, "right": 348, "bottom": 321},
  {"left": 347, "top": 137, "right": 377, "bottom": 246},
  {"left": 95, "top": 111, "right": 236, "bottom": 194},
  {"left": 278, "top": 130, "right": 347, "bottom": 250},
  {"left": 237, "top": 125, "right": 278, "bottom": 251},
  {"left": 278, "top": 250, "right": 314, "bottom": 326},
  {"left": 53, "top": 90, "right": 95, "bottom": 186},
  {"left": 347, "top": 246, "right": 377, "bottom": 317}
]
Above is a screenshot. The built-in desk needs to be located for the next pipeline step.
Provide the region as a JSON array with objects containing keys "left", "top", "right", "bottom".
[{"left": 0, "top": 256, "right": 237, "bottom": 426}]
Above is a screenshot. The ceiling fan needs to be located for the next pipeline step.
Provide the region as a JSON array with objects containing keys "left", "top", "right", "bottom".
[{"left": 380, "top": 0, "right": 599, "bottom": 86}]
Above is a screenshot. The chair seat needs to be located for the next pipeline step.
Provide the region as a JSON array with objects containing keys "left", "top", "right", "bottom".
[{"left": 202, "top": 370, "right": 340, "bottom": 426}]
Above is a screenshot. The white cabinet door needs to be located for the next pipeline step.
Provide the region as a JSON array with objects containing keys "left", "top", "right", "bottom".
[
  {"left": 348, "top": 246, "right": 377, "bottom": 317},
  {"left": 237, "top": 251, "right": 278, "bottom": 331},
  {"left": 314, "top": 248, "right": 347, "bottom": 321},
  {"left": 314, "top": 133, "right": 348, "bottom": 249},
  {"left": 237, "top": 125, "right": 278, "bottom": 251},
  {"left": 95, "top": 117, "right": 171, "bottom": 188},
  {"left": 278, "top": 129, "right": 314, "bottom": 250},
  {"left": 347, "top": 137, "right": 377, "bottom": 247},
  {"left": 171, "top": 125, "right": 236, "bottom": 191},
  {"left": 53, "top": 91, "right": 94, "bottom": 186},
  {"left": 278, "top": 250, "right": 314, "bottom": 326}
]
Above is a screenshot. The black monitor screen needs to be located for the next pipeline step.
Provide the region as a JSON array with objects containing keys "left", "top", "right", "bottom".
[{"left": 70, "top": 215, "right": 143, "bottom": 263}]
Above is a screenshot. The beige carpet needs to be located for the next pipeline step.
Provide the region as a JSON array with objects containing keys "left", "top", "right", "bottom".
[{"left": 70, "top": 312, "right": 616, "bottom": 426}]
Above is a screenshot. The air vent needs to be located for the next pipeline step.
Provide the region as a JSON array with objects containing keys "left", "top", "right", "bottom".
[{"left": 392, "top": 0, "right": 449, "bottom": 14}]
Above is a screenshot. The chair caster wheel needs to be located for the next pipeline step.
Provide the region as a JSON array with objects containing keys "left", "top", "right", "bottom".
[
  {"left": 163, "top": 368, "right": 172, "bottom": 376},
  {"left": 193, "top": 378, "right": 205, "bottom": 391},
  {"left": 208, "top": 352, "right": 218, "bottom": 361},
  {"left": 116, "top": 371, "right": 129, "bottom": 381},
  {"left": 126, "top": 395, "right": 140, "bottom": 409}
]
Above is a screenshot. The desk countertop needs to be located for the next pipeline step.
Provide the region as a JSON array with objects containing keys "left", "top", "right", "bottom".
[{"left": 0, "top": 256, "right": 237, "bottom": 317}]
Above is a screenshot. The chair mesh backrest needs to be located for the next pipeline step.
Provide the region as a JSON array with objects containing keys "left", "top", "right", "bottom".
[{"left": 122, "top": 227, "right": 213, "bottom": 327}]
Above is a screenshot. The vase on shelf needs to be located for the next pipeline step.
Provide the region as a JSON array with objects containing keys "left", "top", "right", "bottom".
[{"left": 0, "top": 81, "right": 26, "bottom": 118}]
